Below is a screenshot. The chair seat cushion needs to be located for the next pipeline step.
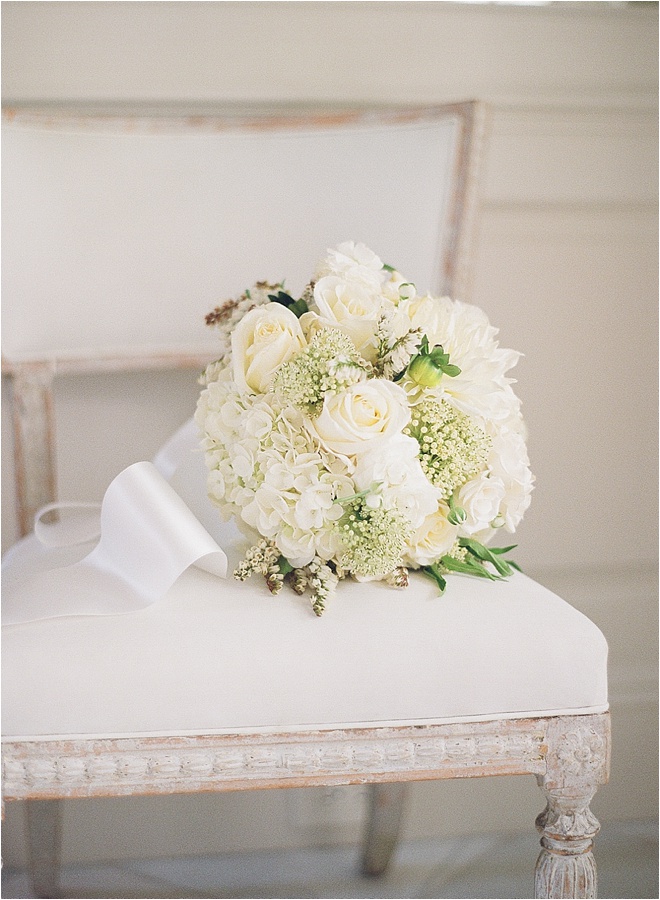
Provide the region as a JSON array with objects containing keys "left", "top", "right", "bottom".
[{"left": 2, "top": 525, "right": 608, "bottom": 740}]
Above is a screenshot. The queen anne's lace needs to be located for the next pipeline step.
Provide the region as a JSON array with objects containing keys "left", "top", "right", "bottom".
[
  {"left": 405, "top": 398, "right": 491, "bottom": 499},
  {"left": 273, "top": 327, "right": 370, "bottom": 416},
  {"left": 335, "top": 497, "right": 412, "bottom": 579}
]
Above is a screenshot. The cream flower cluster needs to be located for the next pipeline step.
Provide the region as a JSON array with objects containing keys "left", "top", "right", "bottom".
[{"left": 196, "top": 242, "right": 534, "bottom": 612}]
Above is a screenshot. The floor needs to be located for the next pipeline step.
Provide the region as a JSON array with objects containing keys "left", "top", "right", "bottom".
[{"left": 2, "top": 819, "right": 657, "bottom": 899}]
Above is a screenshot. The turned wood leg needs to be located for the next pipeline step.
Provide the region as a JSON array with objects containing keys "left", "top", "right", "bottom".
[
  {"left": 26, "top": 799, "right": 62, "bottom": 898},
  {"left": 535, "top": 784, "right": 600, "bottom": 898},
  {"left": 361, "top": 782, "right": 407, "bottom": 877},
  {"left": 534, "top": 714, "right": 610, "bottom": 899}
]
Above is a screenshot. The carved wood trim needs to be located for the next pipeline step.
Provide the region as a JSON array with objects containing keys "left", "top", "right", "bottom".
[
  {"left": 3, "top": 715, "right": 609, "bottom": 803},
  {"left": 541, "top": 714, "right": 611, "bottom": 792},
  {"left": 534, "top": 714, "right": 610, "bottom": 899}
]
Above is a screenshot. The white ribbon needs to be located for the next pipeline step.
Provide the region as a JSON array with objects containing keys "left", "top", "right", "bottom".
[
  {"left": 2, "top": 460, "right": 228, "bottom": 626},
  {"left": 34, "top": 501, "right": 102, "bottom": 548}
]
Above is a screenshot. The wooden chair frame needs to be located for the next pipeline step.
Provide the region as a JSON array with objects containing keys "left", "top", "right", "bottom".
[{"left": 2, "top": 103, "right": 610, "bottom": 898}]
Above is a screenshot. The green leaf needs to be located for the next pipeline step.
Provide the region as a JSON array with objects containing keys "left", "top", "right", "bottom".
[
  {"left": 429, "top": 348, "right": 449, "bottom": 364},
  {"left": 458, "top": 537, "right": 488, "bottom": 556},
  {"left": 382, "top": 263, "right": 396, "bottom": 272},
  {"left": 459, "top": 538, "right": 513, "bottom": 577},
  {"left": 459, "top": 538, "right": 522, "bottom": 578},
  {"left": 277, "top": 556, "right": 294, "bottom": 576},
  {"left": 422, "top": 564, "right": 447, "bottom": 592},
  {"left": 268, "top": 291, "right": 308, "bottom": 318},
  {"left": 289, "top": 298, "right": 309, "bottom": 318},
  {"left": 441, "top": 364, "right": 461, "bottom": 378},
  {"left": 268, "top": 290, "right": 297, "bottom": 306},
  {"left": 441, "top": 555, "right": 499, "bottom": 580}
]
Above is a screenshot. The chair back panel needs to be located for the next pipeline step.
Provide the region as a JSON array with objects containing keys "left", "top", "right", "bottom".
[
  {"left": 2, "top": 105, "right": 484, "bottom": 365},
  {"left": 2, "top": 103, "right": 486, "bottom": 538}
]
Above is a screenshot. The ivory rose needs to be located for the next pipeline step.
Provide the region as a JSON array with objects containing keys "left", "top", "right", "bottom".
[
  {"left": 231, "top": 302, "right": 306, "bottom": 394},
  {"left": 313, "top": 275, "right": 382, "bottom": 360},
  {"left": 311, "top": 379, "right": 410, "bottom": 457},
  {"left": 458, "top": 472, "right": 506, "bottom": 535},
  {"left": 404, "top": 502, "right": 458, "bottom": 567},
  {"left": 315, "top": 241, "right": 386, "bottom": 289}
]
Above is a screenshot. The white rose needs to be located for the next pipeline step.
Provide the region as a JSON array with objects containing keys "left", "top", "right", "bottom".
[
  {"left": 353, "top": 435, "right": 441, "bottom": 528},
  {"left": 458, "top": 473, "right": 506, "bottom": 535},
  {"left": 311, "top": 380, "right": 411, "bottom": 458},
  {"left": 404, "top": 501, "right": 458, "bottom": 567},
  {"left": 231, "top": 302, "right": 306, "bottom": 394},
  {"left": 313, "top": 275, "right": 381, "bottom": 360},
  {"left": 314, "top": 275, "right": 381, "bottom": 323},
  {"left": 489, "top": 428, "right": 531, "bottom": 482},
  {"left": 316, "top": 241, "right": 385, "bottom": 287},
  {"left": 488, "top": 429, "right": 534, "bottom": 532}
]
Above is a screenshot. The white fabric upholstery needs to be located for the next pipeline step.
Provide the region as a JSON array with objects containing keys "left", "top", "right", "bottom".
[
  {"left": 3, "top": 114, "right": 458, "bottom": 363},
  {"left": 2, "top": 524, "right": 608, "bottom": 739},
  {"left": 2, "top": 420, "right": 608, "bottom": 740}
]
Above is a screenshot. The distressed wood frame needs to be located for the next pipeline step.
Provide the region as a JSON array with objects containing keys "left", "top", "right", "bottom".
[{"left": 3, "top": 713, "right": 611, "bottom": 897}]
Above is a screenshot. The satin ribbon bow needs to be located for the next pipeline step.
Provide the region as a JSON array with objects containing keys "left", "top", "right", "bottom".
[{"left": 2, "top": 460, "right": 228, "bottom": 626}]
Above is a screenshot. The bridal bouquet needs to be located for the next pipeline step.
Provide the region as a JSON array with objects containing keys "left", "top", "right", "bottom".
[{"left": 196, "top": 242, "right": 533, "bottom": 614}]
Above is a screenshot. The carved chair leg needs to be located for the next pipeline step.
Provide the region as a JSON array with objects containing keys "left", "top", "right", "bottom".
[
  {"left": 534, "top": 783, "right": 600, "bottom": 898},
  {"left": 534, "top": 714, "right": 610, "bottom": 899},
  {"left": 361, "top": 782, "right": 407, "bottom": 877},
  {"left": 26, "top": 799, "right": 62, "bottom": 899}
]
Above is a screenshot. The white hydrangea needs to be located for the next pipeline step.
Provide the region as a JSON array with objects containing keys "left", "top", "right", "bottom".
[
  {"left": 241, "top": 446, "right": 353, "bottom": 566},
  {"left": 352, "top": 435, "right": 441, "bottom": 529}
]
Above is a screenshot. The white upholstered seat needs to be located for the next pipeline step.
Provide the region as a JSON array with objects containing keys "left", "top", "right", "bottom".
[
  {"left": 2, "top": 414, "right": 607, "bottom": 737},
  {"left": 2, "top": 422, "right": 608, "bottom": 739},
  {"left": 2, "top": 527, "right": 608, "bottom": 742}
]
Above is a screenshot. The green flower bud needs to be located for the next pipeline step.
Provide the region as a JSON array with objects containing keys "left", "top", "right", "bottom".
[
  {"left": 407, "top": 353, "right": 445, "bottom": 388},
  {"left": 447, "top": 497, "right": 467, "bottom": 526}
]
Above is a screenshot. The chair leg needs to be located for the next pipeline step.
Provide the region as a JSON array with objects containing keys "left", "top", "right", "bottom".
[
  {"left": 534, "top": 715, "right": 610, "bottom": 898},
  {"left": 534, "top": 783, "right": 600, "bottom": 898},
  {"left": 361, "top": 782, "right": 407, "bottom": 877},
  {"left": 26, "top": 799, "right": 62, "bottom": 899}
]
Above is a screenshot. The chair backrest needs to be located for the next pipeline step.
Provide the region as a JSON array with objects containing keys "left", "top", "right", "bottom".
[{"left": 2, "top": 102, "right": 487, "bottom": 537}]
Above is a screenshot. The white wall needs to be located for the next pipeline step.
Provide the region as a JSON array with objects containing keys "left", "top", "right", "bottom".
[{"left": 2, "top": 0, "right": 657, "bottom": 868}]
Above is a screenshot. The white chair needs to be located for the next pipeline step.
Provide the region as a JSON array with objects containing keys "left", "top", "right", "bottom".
[{"left": 2, "top": 103, "right": 609, "bottom": 899}]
